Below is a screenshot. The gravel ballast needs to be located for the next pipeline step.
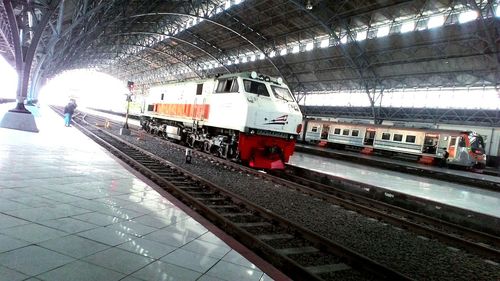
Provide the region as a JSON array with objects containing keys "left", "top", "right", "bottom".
[{"left": 110, "top": 128, "right": 499, "bottom": 281}]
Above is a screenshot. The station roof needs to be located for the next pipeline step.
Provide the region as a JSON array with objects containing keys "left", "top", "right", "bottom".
[{"left": 0, "top": 0, "right": 498, "bottom": 96}]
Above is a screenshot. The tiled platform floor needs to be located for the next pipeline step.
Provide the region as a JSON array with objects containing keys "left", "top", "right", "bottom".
[{"left": 0, "top": 104, "right": 285, "bottom": 281}]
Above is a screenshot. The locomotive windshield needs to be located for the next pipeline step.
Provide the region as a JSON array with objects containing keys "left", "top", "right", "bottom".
[
  {"left": 271, "top": 85, "right": 295, "bottom": 102},
  {"left": 468, "top": 134, "right": 485, "bottom": 153},
  {"left": 243, "top": 79, "right": 270, "bottom": 96}
]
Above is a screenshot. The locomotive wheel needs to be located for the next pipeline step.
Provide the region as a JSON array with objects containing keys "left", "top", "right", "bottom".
[
  {"left": 203, "top": 141, "right": 211, "bottom": 153},
  {"left": 187, "top": 136, "right": 195, "bottom": 148},
  {"left": 218, "top": 146, "right": 228, "bottom": 159}
]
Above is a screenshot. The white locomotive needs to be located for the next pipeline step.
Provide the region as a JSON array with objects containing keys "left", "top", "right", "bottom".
[
  {"left": 304, "top": 120, "right": 487, "bottom": 169},
  {"left": 140, "top": 72, "right": 303, "bottom": 169}
]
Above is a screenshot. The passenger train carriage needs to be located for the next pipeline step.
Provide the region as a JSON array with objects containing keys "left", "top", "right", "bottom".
[
  {"left": 140, "top": 72, "right": 303, "bottom": 169},
  {"left": 305, "top": 121, "right": 487, "bottom": 169}
]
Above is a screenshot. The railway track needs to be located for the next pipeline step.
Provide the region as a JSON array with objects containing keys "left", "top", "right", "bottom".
[
  {"left": 270, "top": 168, "right": 500, "bottom": 262},
  {"left": 53, "top": 107, "right": 412, "bottom": 280},
  {"left": 71, "top": 109, "right": 500, "bottom": 264}
]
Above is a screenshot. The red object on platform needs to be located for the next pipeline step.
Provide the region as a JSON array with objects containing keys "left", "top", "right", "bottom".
[
  {"left": 361, "top": 147, "right": 374, "bottom": 155},
  {"left": 418, "top": 156, "right": 435, "bottom": 165}
]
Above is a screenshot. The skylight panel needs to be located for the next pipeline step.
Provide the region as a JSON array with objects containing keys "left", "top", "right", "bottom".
[
  {"left": 377, "top": 26, "right": 390, "bottom": 37},
  {"left": 356, "top": 30, "right": 367, "bottom": 41},
  {"left": 250, "top": 54, "right": 256, "bottom": 61},
  {"left": 269, "top": 50, "right": 276, "bottom": 57},
  {"left": 305, "top": 42, "right": 314, "bottom": 51},
  {"left": 259, "top": 53, "right": 265, "bottom": 60},
  {"left": 320, "top": 38, "right": 329, "bottom": 48},
  {"left": 400, "top": 21, "right": 414, "bottom": 33},
  {"left": 292, "top": 45, "right": 300, "bottom": 53},
  {"left": 427, "top": 15, "right": 444, "bottom": 29},
  {"left": 458, "top": 10, "right": 478, "bottom": 23},
  {"left": 280, "top": 48, "right": 287, "bottom": 56}
]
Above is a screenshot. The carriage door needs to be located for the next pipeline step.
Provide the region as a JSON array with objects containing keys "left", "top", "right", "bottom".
[
  {"left": 448, "top": 136, "right": 457, "bottom": 158},
  {"left": 423, "top": 134, "right": 439, "bottom": 154},
  {"left": 364, "top": 129, "right": 376, "bottom": 145},
  {"left": 320, "top": 125, "right": 330, "bottom": 140}
]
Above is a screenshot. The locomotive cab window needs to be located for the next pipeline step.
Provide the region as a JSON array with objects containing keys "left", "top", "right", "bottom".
[
  {"left": 270, "top": 85, "right": 295, "bottom": 101},
  {"left": 405, "top": 135, "right": 416, "bottom": 143},
  {"left": 382, "top": 133, "right": 391, "bottom": 140},
  {"left": 342, "top": 129, "right": 349, "bottom": 136},
  {"left": 334, "top": 128, "right": 341, "bottom": 134},
  {"left": 311, "top": 126, "right": 318, "bottom": 132},
  {"left": 196, "top": 84, "right": 203, "bottom": 95},
  {"left": 160, "top": 93, "right": 165, "bottom": 100},
  {"left": 216, "top": 78, "right": 239, "bottom": 93},
  {"left": 352, "top": 130, "right": 359, "bottom": 137},
  {"left": 393, "top": 134, "right": 403, "bottom": 142},
  {"left": 243, "top": 79, "right": 270, "bottom": 97}
]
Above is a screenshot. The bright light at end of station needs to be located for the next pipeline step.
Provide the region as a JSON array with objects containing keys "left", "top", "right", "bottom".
[{"left": 40, "top": 69, "right": 129, "bottom": 112}]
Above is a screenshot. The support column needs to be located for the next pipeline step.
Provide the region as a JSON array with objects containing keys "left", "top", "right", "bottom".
[{"left": 0, "top": 0, "right": 60, "bottom": 132}]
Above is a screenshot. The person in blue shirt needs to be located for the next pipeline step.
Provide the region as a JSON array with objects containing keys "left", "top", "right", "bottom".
[{"left": 63, "top": 99, "right": 77, "bottom": 127}]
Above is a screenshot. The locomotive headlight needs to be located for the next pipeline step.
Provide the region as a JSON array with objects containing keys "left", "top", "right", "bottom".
[
  {"left": 250, "top": 71, "right": 258, "bottom": 79},
  {"left": 289, "top": 135, "right": 295, "bottom": 140},
  {"left": 296, "top": 124, "right": 303, "bottom": 134},
  {"left": 250, "top": 129, "right": 256, "bottom": 135}
]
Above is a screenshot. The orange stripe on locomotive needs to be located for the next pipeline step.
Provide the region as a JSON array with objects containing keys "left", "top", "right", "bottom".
[{"left": 153, "top": 103, "right": 210, "bottom": 120}]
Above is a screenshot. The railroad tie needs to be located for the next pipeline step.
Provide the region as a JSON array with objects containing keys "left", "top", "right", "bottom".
[
  {"left": 234, "top": 222, "right": 272, "bottom": 228},
  {"left": 256, "top": 233, "right": 295, "bottom": 240},
  {"left": 306, "top": 263, "right": 352, "bottom": 274},
  {"left": 276, "top": 246, "right": 319, "bottom": 255}
]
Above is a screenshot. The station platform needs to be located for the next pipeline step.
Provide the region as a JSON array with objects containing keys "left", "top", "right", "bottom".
[
  {"left": 0, "top": 103, "right": 283, "bottom": 281},
  {"left": 295, "top": 143, "right": 500, "bottom": 185},
  {"left": 289, "top": 152, "right": 500, "bottom": 218}
]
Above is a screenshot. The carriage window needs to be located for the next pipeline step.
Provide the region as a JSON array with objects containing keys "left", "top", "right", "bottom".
[
  {"left": 196, "top": 84, "right": 203, "bottom": 95},
  {"left": 393, "top": 134, "right": 403, "bottom": 142},
  {"left": 160, "top": 93, "right": 164, "bottom": 100},
  {"left": 382, "top": 133, "right": 391, "bottom": 140},
  {"left": 216, "top": 78, "right": 239, "bottom": 93},
  {"left": 342, "top": 129, "right": 349, "bottom": 136},
  {"left": 352, "top": 130, "right": 359, "bottom": 137},
  {"left": 405, "top": 135, "right": 416, "bottom": 143},
  {"left": 243, "top": 79, "right": 269, "bottom": 96},
  {"left": 469, "top": 134, "right": 485, "bottom": 149},
  {"left": 311, "top": 126, "right": 318, "bottom": 132},
  {"left": 334, "top": 128, "right": 341, "bottom": 134}
]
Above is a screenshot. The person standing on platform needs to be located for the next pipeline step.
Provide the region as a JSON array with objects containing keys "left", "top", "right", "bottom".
[
  {"left": 440, "top": 148, "right": 449, "bottom": 167},
  {"left": 63, "top": 99, "right": 77, "bottom": 127}
]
